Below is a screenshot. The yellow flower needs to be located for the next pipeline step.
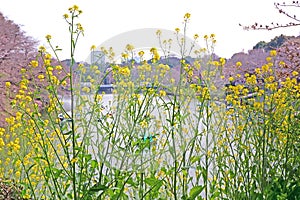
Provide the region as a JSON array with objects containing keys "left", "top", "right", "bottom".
[
  {"left": 265, "top": 57, "right": 272, "bottom": 62},
  {"left": 194, "top": 34, "right": 199, "bottom": 39},
  {"left": 69, "top": 5, "right": 79, "bottom": 12},
  {"left": 190, "top": 83, "right": 197, "bottom": 89},
  {"left": 50, "top": 75, "right": 59, "bottom": 85},
  {"left": 246, "top": 75, "right": 257, "bottom": 85},
  {"left": 140, "top": 120, "right": 148, "bottom": 128},
  {"left": 45, "top": 34, "right": 52, "bottom": 40},
  {"left": 210, "top": 33, "right": 215, "bottom": 38},
  {"left": 0, "top": 138, "right": 5, "bottom": 147},
  {"left": 61, "top": 80, "right": 67, "bottom": 86},
  {"left": 45, "top": 53, "right": 52, "bottom": 59},
  {"left": 228, "top": 77, "right": 234, "bottom": 82},
  {"left": 20, "top": 68, "right": 26, "bottom": 73},
  {"left": 184, "top": 13, "right": 191, "bottom": 19},
  {"left": 292, "top": 71, "right": 299, "bottom": 76},
  {"left": 5, "top": 116, "right": 15, "bottom": 125},
  {"left": 92, "top": 65, "right": 98, "bottom": 71},
  {"left": 204, "top": 35, "right": 208, "bottom": 40},
  {"left": 149, "top": 47, "right": 160, "bottom": 60},
  {"left": 5, "top": 82, "right": 11, "bottom": 88},
  {"left": 269, "top": 50, "right": 277, "bottom": 57},
  {"left": 71, "top": 157, "right": 78, "bottom": 164},
  {"left": 119, "top": 67, "right": 130, "bottom": 76},
  {"left": 150, "top": 47, "right": 157, "bottom": 53},
  {"left": 76, "top": 23, "right": 84, "bottom": 31},
  {"left": 23, "top": 193, "right": 31, "bottom": 199},
  {"left": 211, "top": 61, "right": 219, "bottom": 66},
  {"left": 153, "top": 51, "right": 160, "bottom": 60},
  {"left": 194, "top": 60, "right": 201, "bottom": 69},
  {"left": 63, "top": 13, "right": 69, "bottom": 19},
  {"left": 265, "top": 76, "right": 275, "bottom": 83},
  {"left": 220, "top": 57, "right": 226, "bottom": 66},
  {"left": 126, "top": 44, "right": 134, "bottom": 51},
  {"left": 254, "top": 102, "right": 262, "bottom": 109},
  {"left": 47, "top": 66, "right": 53, "bottom": 71},
  {"left": 122, "top": 53, "right": 128, "bottom": 59},
  {"left": 90, "top": 45, "right": 96, "bottom": 51},
  {"left": 30, "top": 60, "right": 39, "bottom": 68},
  {"left": 175, "top": 28, "right": 180, "bottom": 33},
  {"left": 159, "top": 90, "right": 166, "bottom": 96},
  {"left": 38, "top": 46, "right": 46, "bottom": 52},
  {"left": 20, "top": 84, "right": 27, "bottom": 90},
  {"left": 138, "top": 51, "right": 144, "bottom": 57},
  {"left": 279, "top": 61, "right": 286, "bottom": 67},
  {"left": 235, "top": 61, "right": 242, "bottom": 68},
  {"left": 211, "top": 85, "right": 217, "bottom": 91},
  {"left": 96, "top": 94, "right": 103, "bottom": 101},
  {"left": 255, "top": 68, "right": 261, "bottom": 74},
  {"left": 73, "top": 5, "right": 79, "bottom": 11},
  {"left": 55, "top": 65, "right": 63, "bottom": 70},
  {"left": 261, "top": 64, "right": 269, "bottom": 73},
  {"left": 156, "top": 29, "right": 162, "bottom": 36},
  {"left": 82, "top": 87, "right": 90, "bottom": 93}
]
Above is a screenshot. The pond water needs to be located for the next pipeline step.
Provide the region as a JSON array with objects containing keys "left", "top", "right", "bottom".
[{"left": 60, "top": 93, "right": 218, "bottom": 196}]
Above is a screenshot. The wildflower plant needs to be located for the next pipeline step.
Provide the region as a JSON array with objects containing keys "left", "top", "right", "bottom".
[{"left": 0, "top": 4, "right": 300, "bottom": 200}]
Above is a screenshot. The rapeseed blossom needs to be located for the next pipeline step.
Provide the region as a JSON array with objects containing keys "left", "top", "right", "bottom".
[
  {"left": 30, "top": 60, "right": 38, "bottom": 68},
  {"left": 5, "top": 82, "right": 11, "bottom": 88}
]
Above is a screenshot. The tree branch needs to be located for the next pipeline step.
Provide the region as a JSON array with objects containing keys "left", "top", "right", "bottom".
[{"left": 240, "top": 1, "right": 300, "bottom": 30}]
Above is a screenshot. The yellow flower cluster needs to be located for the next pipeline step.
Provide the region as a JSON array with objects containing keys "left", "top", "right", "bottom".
[
  {"left": 246, "top": 74, "right": 257, "bottom": 85},
  {"left": 138, "top": 63, "right": 152, "bottom": 72},
  {"left": 140, "top": 119, "right": 148, "bottom": 128},
  {"left": 138, "top": 51, "right": 144, "bottom": 57},
  {"left": 236, "top": 61, "right": 242, "bottom": 68},
  {"left": 30, "top": 60, "right": 39, "bottom": 68},
  {"left": 5, "top": 81, "right": 11, "bottom": 88},
  {"left": 125, "top": 44, "right": 134, "bottom": 52},
  {"left": 119, "top": 66, "right": 130, "bottom": 76},
  {"left": 150, "top": 47, "right": 160, "bottom": 61}
]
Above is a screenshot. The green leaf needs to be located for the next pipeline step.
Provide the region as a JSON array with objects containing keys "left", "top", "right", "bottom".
[
  {"left": 127, "top": 177, "right": 137, "bottom": 188},
  {"left": 91, "top": 160, "right": 98, "bottom": 169},
  {"left": 52, "top": 168, "right": 63, "bottom": 179},
  {"left": 145, "top": 177, "right": 163, "bottom": 194},
  {"left": 190, "top": 156, "right": 201, "bottom": 164},
  {"left": 145, "top": 177, "right": 157, "bottom": 186},
  {"left": 89, "top": 183, "right": 108, "bottom": 193},
  {"left": 85, "top": 154, "right": 92, "bottom": 161},
  {"left": 189, "top": 185, "right": 204, "bottom": 200}
]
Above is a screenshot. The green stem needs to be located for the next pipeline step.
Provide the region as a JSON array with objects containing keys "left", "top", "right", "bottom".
[
  {"left": 70, "top": 13, "right": 77, "bottom": 200},
  {"left": 139, "top": 172, "right": 144, "bottom": 198}
]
